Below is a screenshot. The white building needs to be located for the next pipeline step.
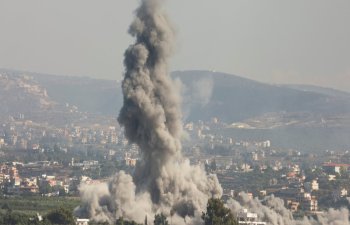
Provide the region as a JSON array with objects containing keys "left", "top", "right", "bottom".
[
  {"left": 76, "top": 218, "right": 90, "bottom": 225},
  {"left": 305, "top": 179, "right": 319, "bottom": 192},
  {"left": 237, "top": 209, "right": 266, "bottom": 225}
]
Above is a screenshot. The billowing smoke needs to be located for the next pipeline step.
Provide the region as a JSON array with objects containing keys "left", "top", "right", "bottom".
[
  {"left": 227, "top": 192, "right": 350, "bottom": 225},
  {"left": 181, "top": 76, "right": 214, "bottom": 120},
  {"left": 76, "top": 0, "right": 222, "bottom": 224},
  {"left": 75, "top": 0, "right": 350, "bottom": 224},
  {"left": 192, "top": 77, "right": 214, "bottom": 107}
]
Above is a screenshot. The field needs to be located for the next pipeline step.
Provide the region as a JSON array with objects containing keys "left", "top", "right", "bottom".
[{"left": 0, "top": 196, "right": 80, "bottom": 216}]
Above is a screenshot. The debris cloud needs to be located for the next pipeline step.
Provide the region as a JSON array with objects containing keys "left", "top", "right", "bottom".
[
  {"left": 76, "top": 0, "right": 222, "bottom": 223},
  {"left": 76, "top": 0, "right": 350, "bottom": 224},
  {"left": 227, "top": 192, "right": 350, "bottom": 225}
]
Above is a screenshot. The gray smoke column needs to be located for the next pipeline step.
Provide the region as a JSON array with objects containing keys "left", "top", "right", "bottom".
[
  {"left": 76, "top": 0, "right": 222, "bottom": 224},
  {"left": 119, "top": 0, "right": 183, "bottom": 202}
]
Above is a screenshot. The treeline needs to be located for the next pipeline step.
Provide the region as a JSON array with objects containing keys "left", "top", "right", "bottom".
[
  {"left": 0, "top": 198, "right": 238, "bottom": 225},
  {"left": 0, "top": 207, "right": 74, "bottom": 225}
]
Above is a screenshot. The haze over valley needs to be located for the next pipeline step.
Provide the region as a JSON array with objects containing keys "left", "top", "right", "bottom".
[{"left": 1, "top": 68, "right": 349, "bottom": 152}]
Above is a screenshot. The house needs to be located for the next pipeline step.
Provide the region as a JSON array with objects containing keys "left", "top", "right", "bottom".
[
  {"left": 76, "top": 218, "right": 90, "bottom": 225},
  {"left": 237, "top": 209, "right": 266, "bottom": 225},
  {"left": 301, "top": 196, "right": 318, "bottom": 211},
  {"left": 304, "top": 180, "right": 319, "bottom": 192},
  {"left": 288, "top": 201, "right": 299, "bottom": 212},
  {"left": 322, "top": 163, "right": 350, "bottom": 174}
]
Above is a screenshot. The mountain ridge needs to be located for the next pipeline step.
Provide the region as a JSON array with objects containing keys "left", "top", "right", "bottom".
[
  {"left": 1, "top": 68, "right": 349, "bottom": 124},
  {"left": 172, "top": 70, "right": 350, "bottom": 123}
]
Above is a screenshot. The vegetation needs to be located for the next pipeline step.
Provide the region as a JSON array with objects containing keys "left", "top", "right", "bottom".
[
  {"left": 153, "top": 214, "right": 168, "bottom": 225},
  {"left": 88, "top": 221, "right": 109, "bottom": 225},
  {"left": 202, "top": 198, "right": 238, "bottom": 225},
  {"left": 115, "top": 217, "right": 141, "bottom": 225},
  {"left": 0, "top": 206, "right": 76, "bottom": 225},
  {"left": 0, "top": 197, "right": 240, "bottom": 225},
  {"left": 0, "top": 196, "right": 80, "bottom": 215},
  {"left": 45, "top": 207, "right": 75, "bottom": 225}
]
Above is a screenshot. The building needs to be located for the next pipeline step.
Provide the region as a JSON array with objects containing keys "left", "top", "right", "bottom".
[
  {"left": 287, "top": 200, "right": 300, "bottom": 212},
  {"left": 310, "top": 180, "right": 319, "bottom": 191},
  {"left": 305, "top": 180, "right": 319, "bottom": 192},
  {"left": 237, "top": 209, "right": 266, "bottom": 225},
  {"left": 125, "top": 158, "right": 137, "bottom": 167},
  {"left": 323, "top": 163, "right": 350, "bottom": 174},
  {"left": 301, "top": 196, "right": 318, "bottom": 211},
  {"left": 82, "top": 160, "right": 99, "bottom": 170},
  {"left": 76, "top": 218, "right": 90, "bottom": 225},
  {"left": 9, "top": 166, "right": 18, "bottom": 179},
  {"left": 0, "top": 138, "right": 5, "bottom": 148},
  {"left": 0, "top": 173, "right": 4, "bottom": 184}
]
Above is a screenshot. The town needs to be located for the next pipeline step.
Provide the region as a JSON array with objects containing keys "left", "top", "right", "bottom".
[{"left": 1, "top": 114, "right": 350, "bottom": 219}]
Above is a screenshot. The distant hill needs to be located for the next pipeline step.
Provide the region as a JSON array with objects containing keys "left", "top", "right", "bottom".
[
  {"left": 0, "top": 71, "right": 56, "bottom": 119},
  {"left": 173, "top": 70, "right": 350, "bottom": 123},
  {"left": 1, "top": 69, "right": 350, "bottom": 124},
  {"left": 31, "top": 72, "right": 122, "bottom": 116},
  {"left": 1, "top": 69, "right": 350, "bottom": 151},
  {"left": 282, "top": 84, "right": 350, "bottom": 98}
]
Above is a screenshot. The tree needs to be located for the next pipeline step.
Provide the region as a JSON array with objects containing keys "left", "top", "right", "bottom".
[
  {"left": 115, "top": 218, "right": 125, "bottom": 225},
  {"left": 1, "top": 203, "right": 11, "bottom": 212},
  {"left": 39, "top": 182, "right": 53, "bottom": 194},
  {"left": 115, "top": 217, "right": 140, "bottom": 225},
  {"left": 100, "top": 160, "right": 117, "bottom": 178},
  {"left": 1, "top": 212, "right": 26, "bottom": 225},
  {"left": 89, "top": 221, "right": 109, "bottom": 225},
  {"left": 45, "top": 207, "right": 75, "bottom": 225},
  {"left": 0, "top": 211, "right": 41, "bottom": 225},
  {"left": 154, "top": 213, "right": 168, "bottom": 225},
  {"left": 210, "top": 160, "right": 217, "bottom": 172},
  {"left": 202, "top": 198, "right": 238, "bottom": 225},
  {"left": 340, "top": 166, "right": 348, "bottom": 178}
]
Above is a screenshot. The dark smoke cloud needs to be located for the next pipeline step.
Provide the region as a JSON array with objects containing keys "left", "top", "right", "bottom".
[{"left": 76, "top": 0, "right": 222, "bottom": 223}]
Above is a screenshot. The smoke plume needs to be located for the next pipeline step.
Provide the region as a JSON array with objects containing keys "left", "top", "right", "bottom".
[
  {"left": 181, "top": 76, "right": 214, "bottom": 120},
  {"left": 76, "top": 0, "right": 222, "bottom": 223},
  {"left": 75, "top": 0, "right": 350, "bottom": 224},
  {"left": 227, "top": 192, "right": 350, "bottom": 225}
]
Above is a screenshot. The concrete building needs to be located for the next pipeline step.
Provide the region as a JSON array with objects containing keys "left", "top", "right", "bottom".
[
  {"left": 305, "top": 179, "right": 319, "bottom": 192},
  {"left": 323, "top": 163, "right": 350, "bottom": 174},
  {"left": 237, "top": 209, "right": 266, "bottom": 225},
  {"left": 301, "top": 196, "right": 318, "bottom": 211}
]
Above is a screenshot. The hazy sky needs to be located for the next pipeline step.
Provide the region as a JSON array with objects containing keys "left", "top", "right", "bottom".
[{"left": 0, "top": 0, "right": 349, "bottom": 91}]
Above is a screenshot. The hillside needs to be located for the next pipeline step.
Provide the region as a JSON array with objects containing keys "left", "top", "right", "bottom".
[
  {"left": 173, "top": 70, "right": 350, "bottom": 123},
  {"left": 282, "top": 84, "right": 350, "bottom": 98},
  {"left": 1, "top": 69, "right": 350, "bottom": 151},
  {"left": 0, "top": 72, "right": 55, "bottom": 120},
  {"left": 0, "top": 70, "right": 96, "bottom": 125},
  {"left": 31, "top": 72, "right": 122, "bottom": 115},
  {"left": 1, "top": 69, "right": 350, "bottom": 126}
]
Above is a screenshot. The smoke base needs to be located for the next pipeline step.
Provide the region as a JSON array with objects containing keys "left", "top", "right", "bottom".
[{"left": 76, "top": 0, "right": 222, "bottom": 224}]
